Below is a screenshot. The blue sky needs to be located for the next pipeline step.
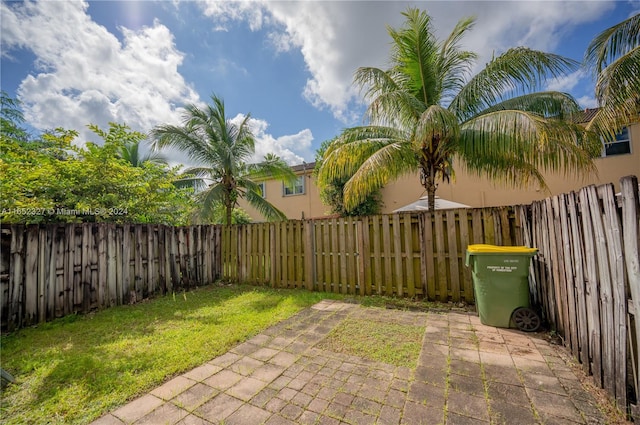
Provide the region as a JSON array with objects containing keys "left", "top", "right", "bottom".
[{"left": 2, "top": 1, "right": 639, "bottom": 166}]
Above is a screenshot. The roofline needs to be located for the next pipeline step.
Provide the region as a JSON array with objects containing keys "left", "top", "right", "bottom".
[{"left": 291, "top": 162, "right": 316, "bottom": 173}]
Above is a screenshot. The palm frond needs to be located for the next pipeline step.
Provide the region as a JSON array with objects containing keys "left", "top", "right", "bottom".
[
  {"left": 317, "top": 126, "right": 410, "bottom": 189},
  {"left": 585, "top": 13, "right": 640, "bottom": 73},
  {"left": 438, "top": 16, "right": 478, "bottom": 103},
  {"left": 245, "top": 160, "right": 298, "bottom": 186},
  {"left": 592, "top": 47, "right": 640, "bottom": 135},
  {"left": 450, "top": 48, "right": 578, "bottom": 121},
  {"left": 459, "top": 110, "right": 599, "bottom": 179},
  {"left": 478, "top": 91, "right": 582, "bottom": 119},
  {"left": 197, "top": 183, "right": 228, "bottom": 217},
  {"left": 354, "top": 67, "right": 422, "bottom": 127},
  {"left": 244, "top": 189, "right": 288, "bottom": 221},
  {"left": 343, "top": 141, "right": 419, "bottom": 211},
  {"left": 151, "top": 124, "right": 214, "bottom": 165},
  {"left": 388, "top": 8, "right": 441, "bottom": 105},
  {"left": 460, "top": 151, "right": 550, "bottom": 191}
]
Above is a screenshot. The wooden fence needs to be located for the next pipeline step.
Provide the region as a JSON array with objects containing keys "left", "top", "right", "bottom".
[
  {"left": 0, "top": 224, "right": 221, "bottom": 330},
  {"left": 519, "top": 175, "right": 639, "bottom": 415},
  {"left": 220, "top": 206, "right": 522, "bottom": 302}
]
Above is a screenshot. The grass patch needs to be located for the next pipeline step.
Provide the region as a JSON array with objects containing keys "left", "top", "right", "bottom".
[
  {"left": 317, "top": 317, "right": 425, "bottom": 368},
  {"left": 0, "top": 283, "right": 343, "bottom": 425}
]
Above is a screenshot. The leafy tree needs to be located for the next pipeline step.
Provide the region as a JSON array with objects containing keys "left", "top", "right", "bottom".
[
  {"left": 1, "top": 124, "right": 194, "bottom": 224},
  {"left": 584, "top": 13, "right": 640, "bottom": 138},
  {"left": 318, "top": 8, "right": 600, "bottom": 211},
  {"left": 314, "top": 138, "right": 382, "bottom": 216},
  {"left": 151, "top": 94, "right": 297, "bottom": 225},
  {"left": 0, "top": 91, "right": 29, "bottom": 142}
]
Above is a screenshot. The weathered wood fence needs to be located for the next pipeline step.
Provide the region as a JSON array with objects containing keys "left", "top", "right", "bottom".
[
  {"left": 519, "top": 175, "right": 639, "bottom": 416},
  {"left": 0, "top": 224, "right": 221, "bottom": 330},
  {"left": 220, "top": 206, "right": 522, "bottom": 301},
  {"left": 2, "top": 207, "right": 518, "bottom": 330}
]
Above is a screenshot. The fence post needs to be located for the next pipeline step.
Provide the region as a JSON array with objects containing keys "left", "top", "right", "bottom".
[{"left": 305, "top": 220, "right": 314, "bottom": 291}]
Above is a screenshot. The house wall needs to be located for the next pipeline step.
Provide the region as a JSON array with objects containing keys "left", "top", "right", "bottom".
[
  {"left": 440, "top": 122, "right": 640, "bottom": 207},
  {"left": 240, "top": 167, "right": 329, "bottom": 220},
  {"left": 241, "top": 122, "right": 639, "bottom": 221}
]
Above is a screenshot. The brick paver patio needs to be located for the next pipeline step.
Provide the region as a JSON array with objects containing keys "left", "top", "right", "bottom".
[{"left": 91, "top": 300, "right": 609, "bottom": 425}]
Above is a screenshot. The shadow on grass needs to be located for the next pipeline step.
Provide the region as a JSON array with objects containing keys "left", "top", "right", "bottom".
[{"left": 0, "top": 283, "right": 335, "bottom": 425}]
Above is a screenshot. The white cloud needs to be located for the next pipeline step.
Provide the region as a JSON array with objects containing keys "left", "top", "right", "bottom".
[
  {"left": 546, "top": 70, "right": 586, "bottom": 92},
  {"left": 200, "top": 0, "right": 265, "bottom": 31},
  {"left": 230, "top": 113, "right": 313, "bottom": 165},
  {"left": 1, "top": 0, "right": 199, "bottom": 143},
  {"left": 577, "top": 95, "right": 599, "bottom": 109},
  {"left": 199, "top": 1, "right": 615, "bottom": 123}
]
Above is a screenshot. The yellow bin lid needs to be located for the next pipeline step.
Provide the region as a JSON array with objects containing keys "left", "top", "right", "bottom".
[{"left": 467, "top": 244, "right": 537, "bottom": 254}]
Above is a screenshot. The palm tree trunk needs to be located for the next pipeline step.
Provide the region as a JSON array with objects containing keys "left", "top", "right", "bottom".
[
  {"left": 222, "top": 190, "right": 232, "bottom": 225},
  {"left": 225, "top": 202, "right": 232, "bottom": 226},
  {"left": 421, "top": 164, "right": 438, "bottom": 211}
]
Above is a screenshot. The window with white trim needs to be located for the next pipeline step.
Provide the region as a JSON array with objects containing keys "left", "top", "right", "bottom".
[
  {"left": 603, "top": 127, "right": 631, "bottom": 157},
  {"left": 257, "top": 182, "right": 266, "bottom": 198},
  {"left": 283, "top": 176, "right": 305, "bottom": 196}
]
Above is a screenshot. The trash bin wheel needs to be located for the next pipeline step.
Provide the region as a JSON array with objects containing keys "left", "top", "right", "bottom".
[{"left": 512, "top": 307, "right": 541, "bottom": 332}]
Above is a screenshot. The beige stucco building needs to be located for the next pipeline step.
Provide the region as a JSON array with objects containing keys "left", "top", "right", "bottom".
[{"left": 241, "top": 121, "right": 639, "bottom": 222}]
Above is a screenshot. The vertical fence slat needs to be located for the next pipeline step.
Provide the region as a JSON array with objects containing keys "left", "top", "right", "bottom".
[
  {"left": 305, "top": 221, "right": 314, "bottom": 291},
  {"left": 372, "top": 216, "right": 382, "bottom": 295},
  {"left": 589, "top": 186, "right": 615, "bottom": 396},
  {"left": 37, "top": 226, "right": 48, "bottom": 323},
  {"left": 268, "top": 223, "right": 275, "bottom": 286},
  {"left": 423, "top": 213, "right": 436, "bottom": 300},
  {"left": 599, "top": 184, "right": 627, "bottom": 407},
  {"left": 24, "top": 226, "right": 39, "bottom": 325},
  {"left": 346, "top": 218, "right": 356, "bottom": 294},
  {"left": 338, "top": 219, "right": 347, "bottom": 294},
  {"left": 580, "top": 186, "right": 603, "bottom": 387},
  {"left": 551, "top": 197, "right": 570, "bottom": 343},
  {"left": 435, "top": 211, "right": 448, "bottom": 301},
  {"left": 47, "top": 226, "right": 58, "bottom": 320},
  {"left": 9, "top": 225, "right": 25, "bottom": 329},
  {"left": 621, "top": 176, "right": 640, "bottom": 412},
  {"left": 403, "top": 215, "right": 415, "bottom": 297},
  {"left": 381, "top": 215, "right": 392, "bottom": 296},
  {"left": 567, "top": 193, "right": 590, "bottom": 373},
  {"left": 558, "top": 194, "right": 579, "bottom": 358},
  {"left": 458, "top": 210, "right": 473, "bottom": 303},
  {"left": 392, "top": 214, "right": 403, "bottom": 297},
  {"left": 446, "top": 210, "right": 460, "bottom": 302},
  {"left": 357, "top": 219, "right": 366, "bottom": 296},
  {"left": 314, "top": 222, "right": 324, "bottom": 291}
]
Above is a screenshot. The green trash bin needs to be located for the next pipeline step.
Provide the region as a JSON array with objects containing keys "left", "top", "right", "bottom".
[{"left": 465, "top": 244, "right": 540, "bottom": 331}]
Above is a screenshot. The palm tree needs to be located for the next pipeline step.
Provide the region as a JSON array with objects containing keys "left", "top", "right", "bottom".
[
  {"left": 151, "top": 94, "right": 297, "bottom": 225},
  {"left": 584, "top": 13, "right": 640, "bottom": 138},
  {"left": 318, "top": 8, "right": 600, "bottom": 211},
  {"left": 119, "top": 140, "right": 168, "bottom": 168}
]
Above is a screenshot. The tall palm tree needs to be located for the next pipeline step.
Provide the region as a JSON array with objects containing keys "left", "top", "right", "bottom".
[
  {"left": 151, "top": 94, "right": 296, "bottom": 225},
  {"left": 584, "top": 13, "right": 640, "bottom": 138},
  {"left": 318, "top": 8, "right": 600, "bottom": 211}
]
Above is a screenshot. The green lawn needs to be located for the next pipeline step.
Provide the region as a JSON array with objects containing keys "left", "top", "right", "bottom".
[{"left": 0, "top": 284, "right": 343, "bottom": 425}]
